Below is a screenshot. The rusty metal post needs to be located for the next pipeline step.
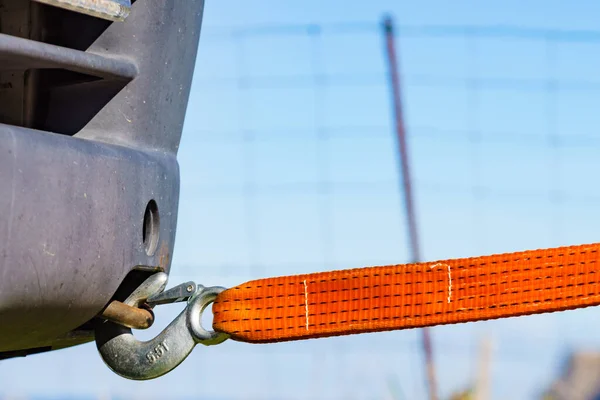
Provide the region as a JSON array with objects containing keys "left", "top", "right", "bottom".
[
  {"left": 382, "top": 15, "right": 438, "bottom": 400},
  {"left": 100, "top": 301, "right": 155, "bottom": 330}
]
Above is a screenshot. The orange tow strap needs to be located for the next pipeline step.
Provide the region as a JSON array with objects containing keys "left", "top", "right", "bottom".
[{"left": 212, "top": 243, "right": 600, "bottom": 343}]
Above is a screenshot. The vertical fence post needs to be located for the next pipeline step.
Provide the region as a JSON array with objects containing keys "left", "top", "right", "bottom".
[{"left": 382, "top": 15, "right": 438, "bottom": 400}]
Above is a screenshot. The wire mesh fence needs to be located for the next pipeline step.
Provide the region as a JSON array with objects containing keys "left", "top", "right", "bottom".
[
  {"left": 164, "top": 19, "right": 600, "bottom": 400},
  {"left": 167, "top": 19, "right": 600, "bottom": 399}
]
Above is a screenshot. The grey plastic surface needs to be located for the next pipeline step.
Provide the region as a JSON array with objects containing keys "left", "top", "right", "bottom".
[{"left": 0, "top": 0, "right": 205, "bottom": 355}]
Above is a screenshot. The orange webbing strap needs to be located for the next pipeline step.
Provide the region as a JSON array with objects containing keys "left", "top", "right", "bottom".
[{"left": 212, "top": 243, "right": 600, "bottom": 343}]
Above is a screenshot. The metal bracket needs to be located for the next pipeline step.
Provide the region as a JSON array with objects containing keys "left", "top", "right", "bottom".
[{"left": 94, "top": 273, "right": 229, "bottom": 380}]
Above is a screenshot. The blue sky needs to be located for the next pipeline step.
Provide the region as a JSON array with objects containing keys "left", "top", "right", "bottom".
[{"left": 4, "top": 1, "right": 600, "bottom": 399}]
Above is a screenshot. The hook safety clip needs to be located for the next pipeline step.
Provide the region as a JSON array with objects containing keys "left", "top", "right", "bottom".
[{"left": 94, "top": 272, "right": 229, "bottom": 380}]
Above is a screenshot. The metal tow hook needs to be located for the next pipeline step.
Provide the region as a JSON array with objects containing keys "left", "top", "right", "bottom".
[{"left": 94, "top": 272, "right": 229, "bottom": 380}]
